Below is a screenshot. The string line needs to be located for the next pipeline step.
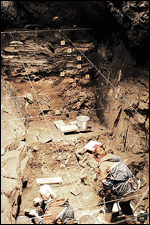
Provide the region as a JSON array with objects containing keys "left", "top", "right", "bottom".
[
  {"left": 1, "top": 27, "right": 94, "bottom": 34},
  {"left": 1, "top": 107, "right": 116, "bottom": 122}
]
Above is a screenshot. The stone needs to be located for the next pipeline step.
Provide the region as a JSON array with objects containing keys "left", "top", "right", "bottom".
[
  {"left": 1, "top": 150, "right": 20, "bottom": 179},
  {"left": 75, "top": 148, "right": 87, "bottom": 155},
  {"left": 1, "top": 194, "right": 12, "bottom": 214},
  {"left": 1, "top": 176, "right": 20, "bottom": 197},
  {"left": 21, "top": 156, "right": 29, "bottom": 175},
  {"left": 138, "top": 100, "right": 149, "bottom": 110},
  {"left": 1, "top": 80, "right": 26, "bottom": 155},
  {"left": 39, "top": 135, "right": 52, "bottom": 144},
  {"left": 24, "top": 92, "right": 33, "bottom": 104}
]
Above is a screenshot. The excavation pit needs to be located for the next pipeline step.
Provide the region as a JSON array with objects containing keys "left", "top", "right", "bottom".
[{"left": 1, "top": 26, "right": 149, "bottom": 224}]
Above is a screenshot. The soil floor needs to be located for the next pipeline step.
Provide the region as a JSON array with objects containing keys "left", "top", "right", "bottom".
[{"left": 9, "top": 76, "right": 147, "bottom": 224}]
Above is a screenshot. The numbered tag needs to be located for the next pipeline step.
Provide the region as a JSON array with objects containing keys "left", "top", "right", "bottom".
[
  {"left": 69, "top": 78, "right": 74, "bottom": 83},
  {"left": 77, "top": 64, "right": 81, "bottom": 69},
  {"left": 85, "top": 74, "right": 90, "bottom": 79},
  {"left": 55, "top": 110, "right": 60, "bottom": 115},
  {"left": 61, "top": 40, "right": 65, "bottom": 45},
  {"left": 77, "top": 102, "right": 80, "bottom": 107},
  {"left": 72, "top": 83, "right": 76, "bottom": 87},
  {"left": 60, "top": 72, "right": 65, "bottom": 77},
  {"left": 77, "top": 56, "right": 81, "bottom": 61},
  {"left": 80, "top": 91, "right": 84, "bottom": 96},
  {"left": 67, "top": 48, "right": 72, "bottom": 53}
]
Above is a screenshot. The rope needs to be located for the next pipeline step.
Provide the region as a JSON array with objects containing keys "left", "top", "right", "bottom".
[
  {"left": 1, "top": 27, "right": 94, "bottom": 34},
  {"left": 1, "top": 106, "right": 115, "bottom": 122},
  {"left": 60, "top": 31, "right": 149, "bottom": 126}
]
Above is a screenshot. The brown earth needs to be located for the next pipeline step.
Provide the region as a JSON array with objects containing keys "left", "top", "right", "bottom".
[{"left": 4, "top": 75, "right": 149, "bottom": 224}]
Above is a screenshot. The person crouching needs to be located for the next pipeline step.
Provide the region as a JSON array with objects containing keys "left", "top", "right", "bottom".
[
  {"left": 29, "top": 184, "right": 75, "bottom": 224},
  {"left": 93, "top": 145, "right": 138, "bottom": 224}
]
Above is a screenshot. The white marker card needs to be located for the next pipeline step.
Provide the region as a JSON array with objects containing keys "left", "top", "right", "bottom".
[
  {"left": 55, "top": 110, "right": 60, "bottom": 115},
  {"left": 85, "top": 74, "right": 90, "bottom": 79},
  {"left": 60, "top": 72, "right": 65, "bottom": 76},
  {"left": 69, "top": 78, "right": 74, "bottom": 83},
  {"left": 77, "top": 56, "right": 81, "bottom": 61},
  {"left": 61, "top": 40, "right": 65, "bottom": 45},
  {"left": 67, "top": 48, "right": 72, "bottom": 53},
  {"left": 77, "top": 64, "right": 81, "bottom": 69}
]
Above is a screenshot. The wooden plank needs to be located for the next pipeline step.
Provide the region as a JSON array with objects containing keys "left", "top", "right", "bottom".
[
  {"left": 60, "top": 125, "right": 79, "bottom": 133},
  {"left": 36, "top": 177, "right": 62, "bottom": 185},
  {"left": 54, "top": 120, "right": 66, "bottom": 129}
]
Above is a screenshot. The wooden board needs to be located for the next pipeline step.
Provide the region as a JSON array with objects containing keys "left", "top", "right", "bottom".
[
  {"left": 59, "top": 125, "right": 79, "bottom": 133},
  {"left": 36, "top": 177, "right": 62, "bottom": 185},
  {"left": 54, "top": 120, "right": 66, "bottom": 129}
]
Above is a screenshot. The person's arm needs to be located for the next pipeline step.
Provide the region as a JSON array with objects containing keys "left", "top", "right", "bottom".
[
  {"left": 105, "top": 189, "right": 111, "bottom": 198},
  {"left": 102, "top": 179, "right": 114, "bottom": 198},
  {"left": 29, "top": 210, "right": 44, "bottom": 224},
  {"left": 33, "top": 198, "right": 43, "bottom": 206},
  {"left": 56, "top": 218, "right": 61, "bottom": 224}
]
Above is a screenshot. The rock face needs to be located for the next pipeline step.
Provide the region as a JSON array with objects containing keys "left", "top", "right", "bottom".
[
  {"left": 1, "top": 80, "right": 32, "bottom": 223},
  {"left": 1, "top": 30, "right": 96, "bottom": 81},
  {"left": 1, "top": 79, "right": 27, "bottom": 155},
  {"left": 1, "top": 142, "right": 32, "bottom": 223},
  {"left": 1, "top": 1, "right": 149, "bottom": 63},
  {"left": 105, "top": 1, "right": 149, "bottom": 64}
]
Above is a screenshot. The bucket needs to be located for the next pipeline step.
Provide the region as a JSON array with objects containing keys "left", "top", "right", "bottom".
[
  {"left": 76, "top": 115, "right": 90, "bottom": 132},
  {"left": 16, "top": 216, "right": 33, "bottom": 224}
]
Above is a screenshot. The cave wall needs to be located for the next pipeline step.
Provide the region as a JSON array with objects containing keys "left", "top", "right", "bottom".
[
  {"left": 1, "top": 80, "right": 32, "bottom": 224},
  {"left": 1, "top": 1, "right": 149, "bottom": 63}
]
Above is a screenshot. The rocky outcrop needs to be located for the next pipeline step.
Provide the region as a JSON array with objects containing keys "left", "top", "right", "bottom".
[
  {"left": 1, "top": 142, "right": 32, "bottom": 224},
  {"left": 1, "top": 79, "right": 27, "bottom": 155},
  {"left": 1, "top": 30, "right": 96, "bottom": 81},
  {"left": 1, "top": 80, "right": 32, "bottom": 223},
  {"left": 105, "top": 1, "right": 149, "bottom": 48},
  {"left": 105, "top": 1, "right": 149, "bottom": 64}
]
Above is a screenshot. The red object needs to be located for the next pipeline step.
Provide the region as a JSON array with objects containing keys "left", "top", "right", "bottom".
[{"left": 93, "top": 144, "right": 101, "bottom": 149}]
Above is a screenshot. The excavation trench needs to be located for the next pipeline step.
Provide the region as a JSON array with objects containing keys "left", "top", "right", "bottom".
[{"left": 1, "top": 28, "right": 149, "bottom": 224}]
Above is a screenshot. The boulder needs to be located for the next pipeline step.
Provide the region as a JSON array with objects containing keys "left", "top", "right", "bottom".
[
  {"left": 1, "top": 194, "right": 14, "bottom": 224},
  {"left": 1, "top": 80, "right": 27, "bottom": 155}
]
